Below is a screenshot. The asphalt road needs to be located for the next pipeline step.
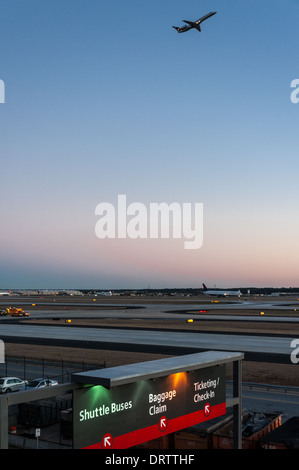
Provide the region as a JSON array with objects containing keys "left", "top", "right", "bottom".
[
  {"left": 226, "top": 382, "right": 299, "bottom": 423},
  {"left": 0, "top": 321, "right": 294, "bottom": 362},
  {"left": 0, "top": 297, "right": 298, "bottom": 363}
]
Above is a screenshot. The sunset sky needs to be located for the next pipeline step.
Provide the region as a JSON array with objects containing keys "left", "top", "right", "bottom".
[{"left": 1, "top": 0, "right": 299, "bottom": 289}]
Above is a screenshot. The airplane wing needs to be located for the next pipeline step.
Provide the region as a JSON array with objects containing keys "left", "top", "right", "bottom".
[{"left": 183, "top": 20, "right": 201, "bottom": 32}]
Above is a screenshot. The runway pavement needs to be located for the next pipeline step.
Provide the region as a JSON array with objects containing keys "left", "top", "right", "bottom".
[
  {"left": 2, "top": 297, "right": 299, "bottom": 322},
  {"left": 0, "top": 322, "right": 294, "bottom": 363},
  {"left": 0, "top": 297, "right": 298, "bottom": 363}
]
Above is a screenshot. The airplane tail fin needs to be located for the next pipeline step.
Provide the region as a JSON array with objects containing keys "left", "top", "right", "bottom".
[{"left": 202, "top": 283, "right": 208, "bottom": 290}]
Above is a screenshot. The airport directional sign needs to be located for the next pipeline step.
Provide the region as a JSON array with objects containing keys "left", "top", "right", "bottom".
[{"left": 73, "top": 355, "right": 228, "bottom": 449}]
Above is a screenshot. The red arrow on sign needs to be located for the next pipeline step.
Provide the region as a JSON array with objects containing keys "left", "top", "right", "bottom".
[
  {"left": 159, "top": 416, "right": 168, "bottom": 432},
  {"left": 102, "top": 433, "right": 113, "bottom": 449}
]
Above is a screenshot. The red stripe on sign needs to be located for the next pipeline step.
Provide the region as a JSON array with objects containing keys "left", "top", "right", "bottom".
[{"left": 84, "top": 402, "right": 226, "bottom": 449}]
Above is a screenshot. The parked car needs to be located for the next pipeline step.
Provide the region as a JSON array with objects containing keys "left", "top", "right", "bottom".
[
  {"left": 23, "top": 378, "right": 59, "bottom": 390},
  {"left": 0, "top": 377, "right": 27, "bottom": 393}
]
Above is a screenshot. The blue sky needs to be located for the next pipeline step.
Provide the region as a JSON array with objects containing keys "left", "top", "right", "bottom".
[{"left": 1, "top": 0, "right": 299, "bottom": 289}]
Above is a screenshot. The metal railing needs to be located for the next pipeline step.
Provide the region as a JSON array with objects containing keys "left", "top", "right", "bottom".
[
  {"left": 0, "top": 355, "right": 106, "bottom": 383},
  {"left": 227, "top": 380, "right": 299, "bottom": 395}
]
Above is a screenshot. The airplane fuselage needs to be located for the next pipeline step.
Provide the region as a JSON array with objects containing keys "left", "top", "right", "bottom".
[
  {"left": 173, "top": 25, "right": 190, "bottom": 33},
  {"left": 202, "top": 283, "right": 242, "bottom": 297},
  {"left": 203, "top": 290, "right": 242, "bottom": 297}
]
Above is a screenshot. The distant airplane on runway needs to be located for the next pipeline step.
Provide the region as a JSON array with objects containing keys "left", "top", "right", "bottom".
[
  {"left": 94, "top": 291, "right": 112, "bottom": 296},
  {"left": 172, "top": 11, "right": 217, "bottom": 33},
  {"left": 0, "top": 291, "right": 11, "bottom": 296},
  {"left": 202, "top": 284, "right": 242, "bottom": 297}
]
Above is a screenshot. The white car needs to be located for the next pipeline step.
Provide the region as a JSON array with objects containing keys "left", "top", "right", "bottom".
[
  {"left": 23, "top": 378, "right": 59, "bottom": 390},
  {"left": 0, "top": 377, "right": 27, "bottom": 393}
]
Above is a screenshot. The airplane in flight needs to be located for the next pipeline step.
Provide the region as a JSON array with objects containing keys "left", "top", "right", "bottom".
[
  {"left": 172, "top": 11, "right": 217, "bottom": 33},
  {"left": 202, "top": 284, "right": 242, "bottom": 297}
]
